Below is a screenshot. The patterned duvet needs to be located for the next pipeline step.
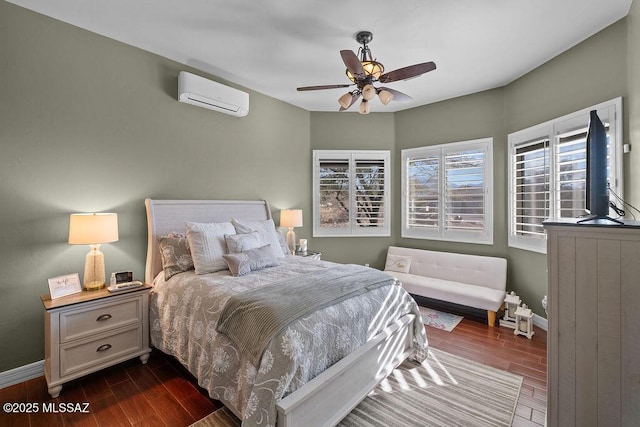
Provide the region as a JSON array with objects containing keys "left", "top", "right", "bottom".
[{"left": 150, "top": 256, "right": 427, "bottom": 427}]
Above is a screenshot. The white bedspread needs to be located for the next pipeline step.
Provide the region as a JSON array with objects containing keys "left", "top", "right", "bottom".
[{"left": 150, "top": 256, "right": 427, "bottom": 427}]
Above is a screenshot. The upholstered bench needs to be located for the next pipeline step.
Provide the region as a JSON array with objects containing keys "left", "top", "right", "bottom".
[{"left": 384, "top": 246, "right": 507, "bottom": 326}]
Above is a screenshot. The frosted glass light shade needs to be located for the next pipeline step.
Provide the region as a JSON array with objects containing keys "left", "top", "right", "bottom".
[
  {"left": 362, "top": 84, "right": 376, "bottom": 101},
  {"left": 69, "top": 213, "right": 118, "bottom": 290},
  {"left": 359, "top": 100, "right": 370, "bottom": 115},
  {"left": 378, "top": 89, "right": 394, "bottom": 105},
  {"left": 338, "top": 92, "right": 353, "bottom": 109}
]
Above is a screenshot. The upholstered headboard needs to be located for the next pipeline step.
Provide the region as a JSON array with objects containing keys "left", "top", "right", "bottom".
[{"left": 144, "top": 198, "right": 272, "bottom": 284}]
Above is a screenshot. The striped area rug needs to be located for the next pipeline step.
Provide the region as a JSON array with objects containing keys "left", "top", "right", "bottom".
[{"left": 190, "top": 348, "right": 522, "bottom": 427}]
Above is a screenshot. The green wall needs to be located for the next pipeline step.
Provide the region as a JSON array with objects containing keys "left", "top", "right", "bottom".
[
  {"left": 503, "top": 19, "right": 629, "bottom": 318},
  {"left": 1, "top": 1, "right": 639, "bottom": 373},
  {"left": 0, "top": 2, "right": 311, "bottom": 372},
  {"left": 309, "top": 112, "right": 396, "bottom": 267}
]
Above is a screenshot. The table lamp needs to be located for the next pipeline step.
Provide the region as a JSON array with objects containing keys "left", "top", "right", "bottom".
[
  {"left": 68, "top": 213, "right": 119, "bottom": 290},
  {"left": 280, "top": 209, "right": 303, "bottom": 255}
]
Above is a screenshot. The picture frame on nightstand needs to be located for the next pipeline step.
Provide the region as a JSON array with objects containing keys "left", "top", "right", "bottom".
[{"left": 47, "top": 273, "right": 82, "bottom": 299}]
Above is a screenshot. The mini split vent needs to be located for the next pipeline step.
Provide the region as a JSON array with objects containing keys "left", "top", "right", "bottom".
[{"left": 178, "top": 71, "right": 249, "bottom": 117}]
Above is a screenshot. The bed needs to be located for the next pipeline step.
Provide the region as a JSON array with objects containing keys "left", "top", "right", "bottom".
[{"left": 145, "top": 198, "right": 427, "bottom": 427}]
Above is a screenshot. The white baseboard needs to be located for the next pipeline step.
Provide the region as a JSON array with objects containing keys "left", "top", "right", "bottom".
[
  {"left": 0, "top": 360, "right": 44, "bottom": 389},
  {"left": 533, "top": 313, "right": 548, "bottom": 331}
]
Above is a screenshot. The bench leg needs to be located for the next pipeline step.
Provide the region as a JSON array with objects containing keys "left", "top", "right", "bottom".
[{"left": 487, "top": 310, "right": 496, "bottom": 327}]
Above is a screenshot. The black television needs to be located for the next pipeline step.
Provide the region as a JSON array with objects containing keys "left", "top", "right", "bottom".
[{"left": 578, "top": 110, "right": 621, "bottom": 224}]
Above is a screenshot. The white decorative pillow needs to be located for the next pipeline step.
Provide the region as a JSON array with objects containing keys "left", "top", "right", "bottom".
[
  {"left": 223, "top": 245, "right": 280, "bottom": 277},
  {"left": 225, "top": 231, "right": 262, "bottom": 254},
  {"left": 186, "top": 221, "right": 236, "bottom": 274},
  {"left": 231, "top": 218, "right": 286, "bottom": 258},
  {"left": 384, "top": 254, "right": 412, "bottom": 274}
]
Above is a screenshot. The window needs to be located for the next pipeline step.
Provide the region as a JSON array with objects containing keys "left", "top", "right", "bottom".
[
  {"left": 508, "top": 97, "right": 623, "bottom": 253},
  {"left": 313, "top": 150, "right": 390, "bottom": 237},
  {"left": 401, "top": 138, "right": 493, "bottom": 244}
]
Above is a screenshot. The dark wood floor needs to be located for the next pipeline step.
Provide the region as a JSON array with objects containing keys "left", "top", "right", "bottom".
[{"left": 0, "top": 308, "right": 547, "bottom": 427}]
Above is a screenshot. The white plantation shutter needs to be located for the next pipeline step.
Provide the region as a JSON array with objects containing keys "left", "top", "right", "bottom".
[
  {"left": 444, "top": 148, "right": 486, "bottom": 232},
  {"left": 313, "top": 150, "right": 390, "bottom": 237},
  {"left": 508, "top": 97, "right": 622, "bottom": 254},
  {"left": 402, "top": 138, "right": 493, "bottom": 244},
  {"left": 406, "top": 155, "right": 439, "bottom": 230},
  {"left": 513, "top": 139, "right": 549, "bottom": 239},
  {"left": 354, "top": 158, "right": 386, "bottom": 229},
  {"left": 555, "top": 129, "right": 588, "bottom": 219},
  {"left": 317, "top": 158, "right": 350, "bottom": 230}
]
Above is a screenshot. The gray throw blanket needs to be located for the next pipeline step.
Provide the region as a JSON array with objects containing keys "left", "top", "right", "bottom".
[{"left": 216, "top": 264, "right": 398, "bottom": 364}]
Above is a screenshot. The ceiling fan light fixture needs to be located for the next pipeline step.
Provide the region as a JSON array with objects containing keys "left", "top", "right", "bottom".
[
  {"left": 358, "top": 99, "right": 370, "bottom": 115},
  {"left": 346, "top": 60, "right": 384, "bottom": 83},
  {"left": 362, "top": 60, "right": 384, "bottom": 79},
  {"left": 362, "top": 84, "right": 376, "bottom": 101},
  {"left": 338, "top": 92, "right": 354, "bottom": 109},
  {"left": 378, "top": 89, "right": 394, "bottom": 105}
]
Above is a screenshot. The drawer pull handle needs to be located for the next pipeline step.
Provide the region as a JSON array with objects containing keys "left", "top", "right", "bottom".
[
  {"left": 96, "top": 344, "right": 112, "bottom": 352},
  {"left": 96, "top": 314, "right": 112, "bottom": 322}
]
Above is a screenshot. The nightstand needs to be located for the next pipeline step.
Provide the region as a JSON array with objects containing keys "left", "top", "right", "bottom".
[
  {"left": 40, "top": 285, "right": 152, "bottom": 398},
  {"left": 296, "top": 250, "right": 322, "bottom": 260}
]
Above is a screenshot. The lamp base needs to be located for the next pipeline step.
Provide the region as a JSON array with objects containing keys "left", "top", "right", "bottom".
[
  {"left": 83, "top": 244, "right": 106, "bottom": 291},
  {"left": 286, "top": 228, "right": 296, "bottom": 255}
]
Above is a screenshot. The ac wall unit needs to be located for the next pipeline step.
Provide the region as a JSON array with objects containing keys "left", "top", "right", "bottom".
[{"left": 178, "top": 71, "right": 249, "bottom": 117}]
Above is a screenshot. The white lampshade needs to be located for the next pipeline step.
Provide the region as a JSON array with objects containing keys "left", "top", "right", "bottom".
[
  {"left": 280, "top": 209, "right": 303, "bottom": 228},
  {"left": 69, "top": 213, "right": 119, "bottom": 244},
  {"left": 69, "top": 213, "right": 118, "bottom": 290}
]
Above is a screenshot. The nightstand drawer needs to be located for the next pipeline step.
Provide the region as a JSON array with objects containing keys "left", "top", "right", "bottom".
[
  {"left": 60, "top": 326, "right": 142, "bottom": 377},
  {"left": 60, "top": 297, "right": 142, "bottom": 342}
]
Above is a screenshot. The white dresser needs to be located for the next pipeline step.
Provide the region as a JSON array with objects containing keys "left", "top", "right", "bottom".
[
  {"left": 41, "top": 285, "right": 152, "bottom": 398},
  {"left": 544, "top": 219, "right": 640, "bottom": 427}
]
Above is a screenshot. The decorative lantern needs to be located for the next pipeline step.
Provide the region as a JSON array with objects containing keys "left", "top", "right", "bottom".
[
  {"left": 514, "top": 304, "right": 535, "bottom": 339},
  {"left": 499, "top": 291, "right": 521, "bottom": 329}
]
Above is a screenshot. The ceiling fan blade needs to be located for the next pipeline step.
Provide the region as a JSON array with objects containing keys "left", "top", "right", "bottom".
[
  {"left": 297, "top": 84, "right": 353, "bottom": 91},
  {"left": 339, "top": 93, "right": 361, "bottom": 111},
  {"left": 379, "top": 87, "right": 413, "bottom": 103},
  {"left": 378, "top": 61, "right": 436, "bottom": 84},
  {"left": 340, "top": 50, "right": 365, "bottom": 80}
]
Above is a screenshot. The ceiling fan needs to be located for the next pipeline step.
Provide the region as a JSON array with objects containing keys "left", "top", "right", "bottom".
[{"left": 297, "top": 31, "right": 436, "bottom": 114}]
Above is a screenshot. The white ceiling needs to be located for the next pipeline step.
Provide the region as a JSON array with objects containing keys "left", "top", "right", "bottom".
[{"left": 8, "top": 0, "right": 633, "bottom": 113}]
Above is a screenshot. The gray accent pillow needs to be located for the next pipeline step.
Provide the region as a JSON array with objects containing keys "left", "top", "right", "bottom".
[
  {"left": 222, "top": 245, "right": 280, "bottom": 277},
  {"left": 232, "top": 218, "right": 286, "bottom": 258},
  {"left": 157, "top": 233, "right": 194, "bottom": 280},
  {"left": 186, "top": 221, "right": 236, "bottom": 274},
  {"left": 225, "top": 231, "right": 262, "bottom": 253}
]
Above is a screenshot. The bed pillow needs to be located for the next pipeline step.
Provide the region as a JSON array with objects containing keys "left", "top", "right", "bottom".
[
  {"left": 231, "top": 218, "right": 286, "bottom": 258},
  {"left": 222, "top": 245, "right": 280, "bottom": 277},
  {"left": 225, "top": 231, "right": 262, "bottom": 253},
  {"left": 384, "top": 253, "right": 412, "bottom": 274},
  {"left": 157, "top": 232, "right": 194, "bottom": 280},
  {"left": 276, "top": 231, "right": 290, "bottom": 256},
  {"left": 186, "top": 221, "right": 236, "bottom": 274}
]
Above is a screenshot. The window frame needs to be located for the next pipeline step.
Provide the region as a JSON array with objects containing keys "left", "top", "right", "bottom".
[
  {"left": 508, "top": 97, "right": 623, "bottom": 254},
  {"left": 313, "top": 149, "right": 391, "bottom": 237},
  {"left": 401, "top": 138, "right": 494, "bottom": 245}
]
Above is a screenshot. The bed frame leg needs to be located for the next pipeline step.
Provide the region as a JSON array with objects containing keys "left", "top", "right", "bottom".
[{"left": 487, "top": 310, "right": 496, "bottom": 327}]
